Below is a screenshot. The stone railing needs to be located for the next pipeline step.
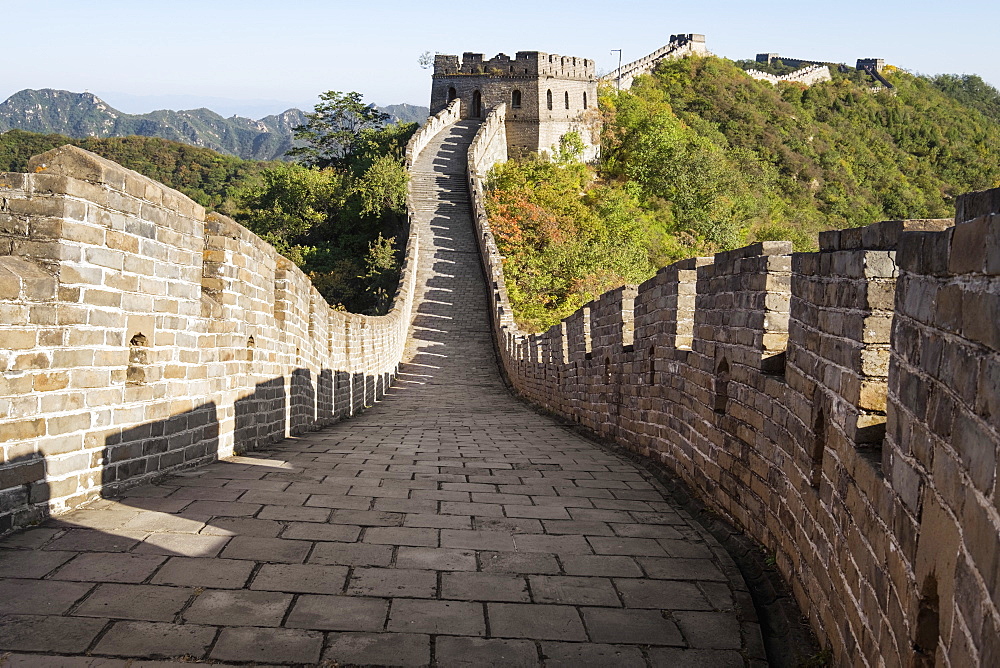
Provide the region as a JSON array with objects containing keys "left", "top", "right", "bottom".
[
  {"left": 0, "top": 112, "right": 452, "bottom": 533},
  {"left": 471, "top": 128, "right": 1000, "bottom": 667}
]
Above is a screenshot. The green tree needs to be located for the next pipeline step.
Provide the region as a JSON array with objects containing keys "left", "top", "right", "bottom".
[
  {"left": 360, "top": 234, "right": 401, "bottom": 314},
  {"left": 287, "top": 91, "right": 391, "bottom": 169},
  {"left": 354, "top": 153, "right": 409, "bottom": 219},
  {"left": 231, "top": 162, "right": 346, "bottom": 257},
  {"left": 485, "top": 139, "right": 655, "bottom": 332},
  {"left": 485, "top": 55, "right": 1000, "bottom": 332},
  {"left": 228, "top": 88, "right": 416, "bottom": 314}
]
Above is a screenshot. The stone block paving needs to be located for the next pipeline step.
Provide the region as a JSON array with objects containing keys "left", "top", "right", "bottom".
[{"left": 0, "top": 122, "right": 763, "bottom": 666}]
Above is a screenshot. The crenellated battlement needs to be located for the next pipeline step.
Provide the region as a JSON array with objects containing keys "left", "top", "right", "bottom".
[
  {"left": 466, "top": 105, "right": 999, "bottom": 665},
  {"left": 434, "top": 51, "right": 595, "bottom": 79}
]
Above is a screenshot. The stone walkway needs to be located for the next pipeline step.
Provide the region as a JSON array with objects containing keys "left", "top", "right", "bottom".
[{"left": 0, "top": 122, "right": 761, "bottom": 666}]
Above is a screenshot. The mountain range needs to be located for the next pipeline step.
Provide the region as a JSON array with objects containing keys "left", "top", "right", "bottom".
[{"left": 0, "top": 89, "right": 429, "bottom": 161}]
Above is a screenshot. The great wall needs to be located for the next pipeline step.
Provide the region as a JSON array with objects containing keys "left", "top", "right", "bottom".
[
  {"left": 0, "top": 113, "right": 452, "bottom": 531},
  {"left": 0, "top": 36, "right": 997, "bottom": 667},
  {"left": 602, "top": 34, "right": 710, "bottom": 90},
  {"left": 745, "top": 64, "right": 833, "bottom": 87}
]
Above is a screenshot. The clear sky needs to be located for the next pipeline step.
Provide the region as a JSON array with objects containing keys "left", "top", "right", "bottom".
[{"left": 6, "top": 0, "right": 999, "bottom": 118}]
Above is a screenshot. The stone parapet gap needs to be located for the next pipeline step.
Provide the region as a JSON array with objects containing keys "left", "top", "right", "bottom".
[{"left": 0, "top": 111, "right": 449, "bottom": 532}]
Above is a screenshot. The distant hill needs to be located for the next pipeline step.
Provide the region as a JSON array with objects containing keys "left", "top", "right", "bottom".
[
  {"left": 0, "top": 89, "right": 428, "bottom": 161},
  {"left": 379, "top": 103, "right": 430, "bottom": 125}
]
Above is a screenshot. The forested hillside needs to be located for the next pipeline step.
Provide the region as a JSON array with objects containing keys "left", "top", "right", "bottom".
[{"left": 487, "top": 56, "right": 1000, "bottom": 332}]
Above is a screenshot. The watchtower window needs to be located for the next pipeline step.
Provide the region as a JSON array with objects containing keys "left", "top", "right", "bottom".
[
  {"left": 714, "top": 358, "right": 730, "bottom": 413},
  {"left": 247, "top": 335, "right": 255, "bottom": 362},
  {"left": 583, "top": 92, "right": 588, "bottom": 109},
  {"left": 511, "top": 90, "right": 522, "bottom": 109},
  {"left": 604, "top": 357, "right": 612, "bottom": 385},
  {"left": 564, "top": 91, "right": 570, "bottom": 109},
  {"left": 472, "top": 90, "right": 482, "bottom": 118},
  {"left": 648, "top": 347, "right": 656, "bottom": 385},
  {"left": 546, "top": 90, "right": 553, "bottom": 111},
  {"left": 448, "top": 87, "right": 457, "bottom": 101}
]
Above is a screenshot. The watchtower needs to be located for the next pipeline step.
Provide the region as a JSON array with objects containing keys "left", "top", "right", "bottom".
[
  {"left": 856, "top": 58, "right": 886, "bottom": 73},
  {"left": 430, "top": 51, "right": 600, "bottom": 160}
]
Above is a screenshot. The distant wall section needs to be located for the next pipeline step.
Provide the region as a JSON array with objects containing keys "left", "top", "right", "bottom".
[
  {"left": 603, "top": 34, "right": 709, "bottom": 90},
  {"left": 746, "top": 64, "right": 832, "bottom": 86}
]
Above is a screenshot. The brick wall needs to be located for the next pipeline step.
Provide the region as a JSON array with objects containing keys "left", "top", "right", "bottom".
[
  {"left": 0, "top": 106, "right": 455, "bottom": 533},
  {"left": 468, "top": 112, "right": 999, "bottom": 665}
]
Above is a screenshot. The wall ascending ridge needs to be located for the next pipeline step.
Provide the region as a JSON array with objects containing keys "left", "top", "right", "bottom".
[
  {"left": 469, "top": 105, "right": 1000, "bottom": 666},
  {"left": 602, "top": 34, "right": 709, "bottom": 90},
  {"left": 0, "top": 103, "right": 457, "bottom": 534},
  {"left": 746, "top": 64, "right": 832, "bottom": 86}
]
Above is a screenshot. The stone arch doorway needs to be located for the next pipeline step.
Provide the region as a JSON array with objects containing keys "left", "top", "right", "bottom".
[
  {"left": 448, "top": 87, "right": 457, "bottom": 101},
  {"left": 472, "top": 90, "right": 482, "bottom": 118}
]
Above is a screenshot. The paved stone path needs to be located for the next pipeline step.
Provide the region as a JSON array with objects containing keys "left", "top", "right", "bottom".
[{"left": 0, "top": 122, "right": 760, "bottom": 666}]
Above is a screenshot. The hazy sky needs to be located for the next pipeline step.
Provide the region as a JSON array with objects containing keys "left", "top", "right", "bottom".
[{"left": 6, "top": 0, "right": 998, "bottom": 118}]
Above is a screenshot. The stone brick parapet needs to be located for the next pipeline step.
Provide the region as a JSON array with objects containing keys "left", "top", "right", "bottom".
[
  {"left": 468, "top": 105, "right": 515, "bottom": 337},
  {"left": 469, "top": 104, "right": 508, "bottom": 181},
  {"left": 473, "top": 132, "right": 998, "bottom": 666},
  {"left": 434, "top": 51, "right": 595, "bottom": 80},
  {"left": 0, "top": 113, "right": 451, "bottom": 533}
]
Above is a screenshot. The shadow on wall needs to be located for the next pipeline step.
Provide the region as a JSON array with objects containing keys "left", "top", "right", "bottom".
[
  {"left": 0, "top": 368, "right": 394, "bottom": 538},
  {"left": 0, "top": 454, "right": 50, "bottom": 535},
  {"left": 20, "top": 364, "right": 426, "bottom": 554},
  {"left": 98, "top": 369, "right": 393, "bottom": 499}
]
